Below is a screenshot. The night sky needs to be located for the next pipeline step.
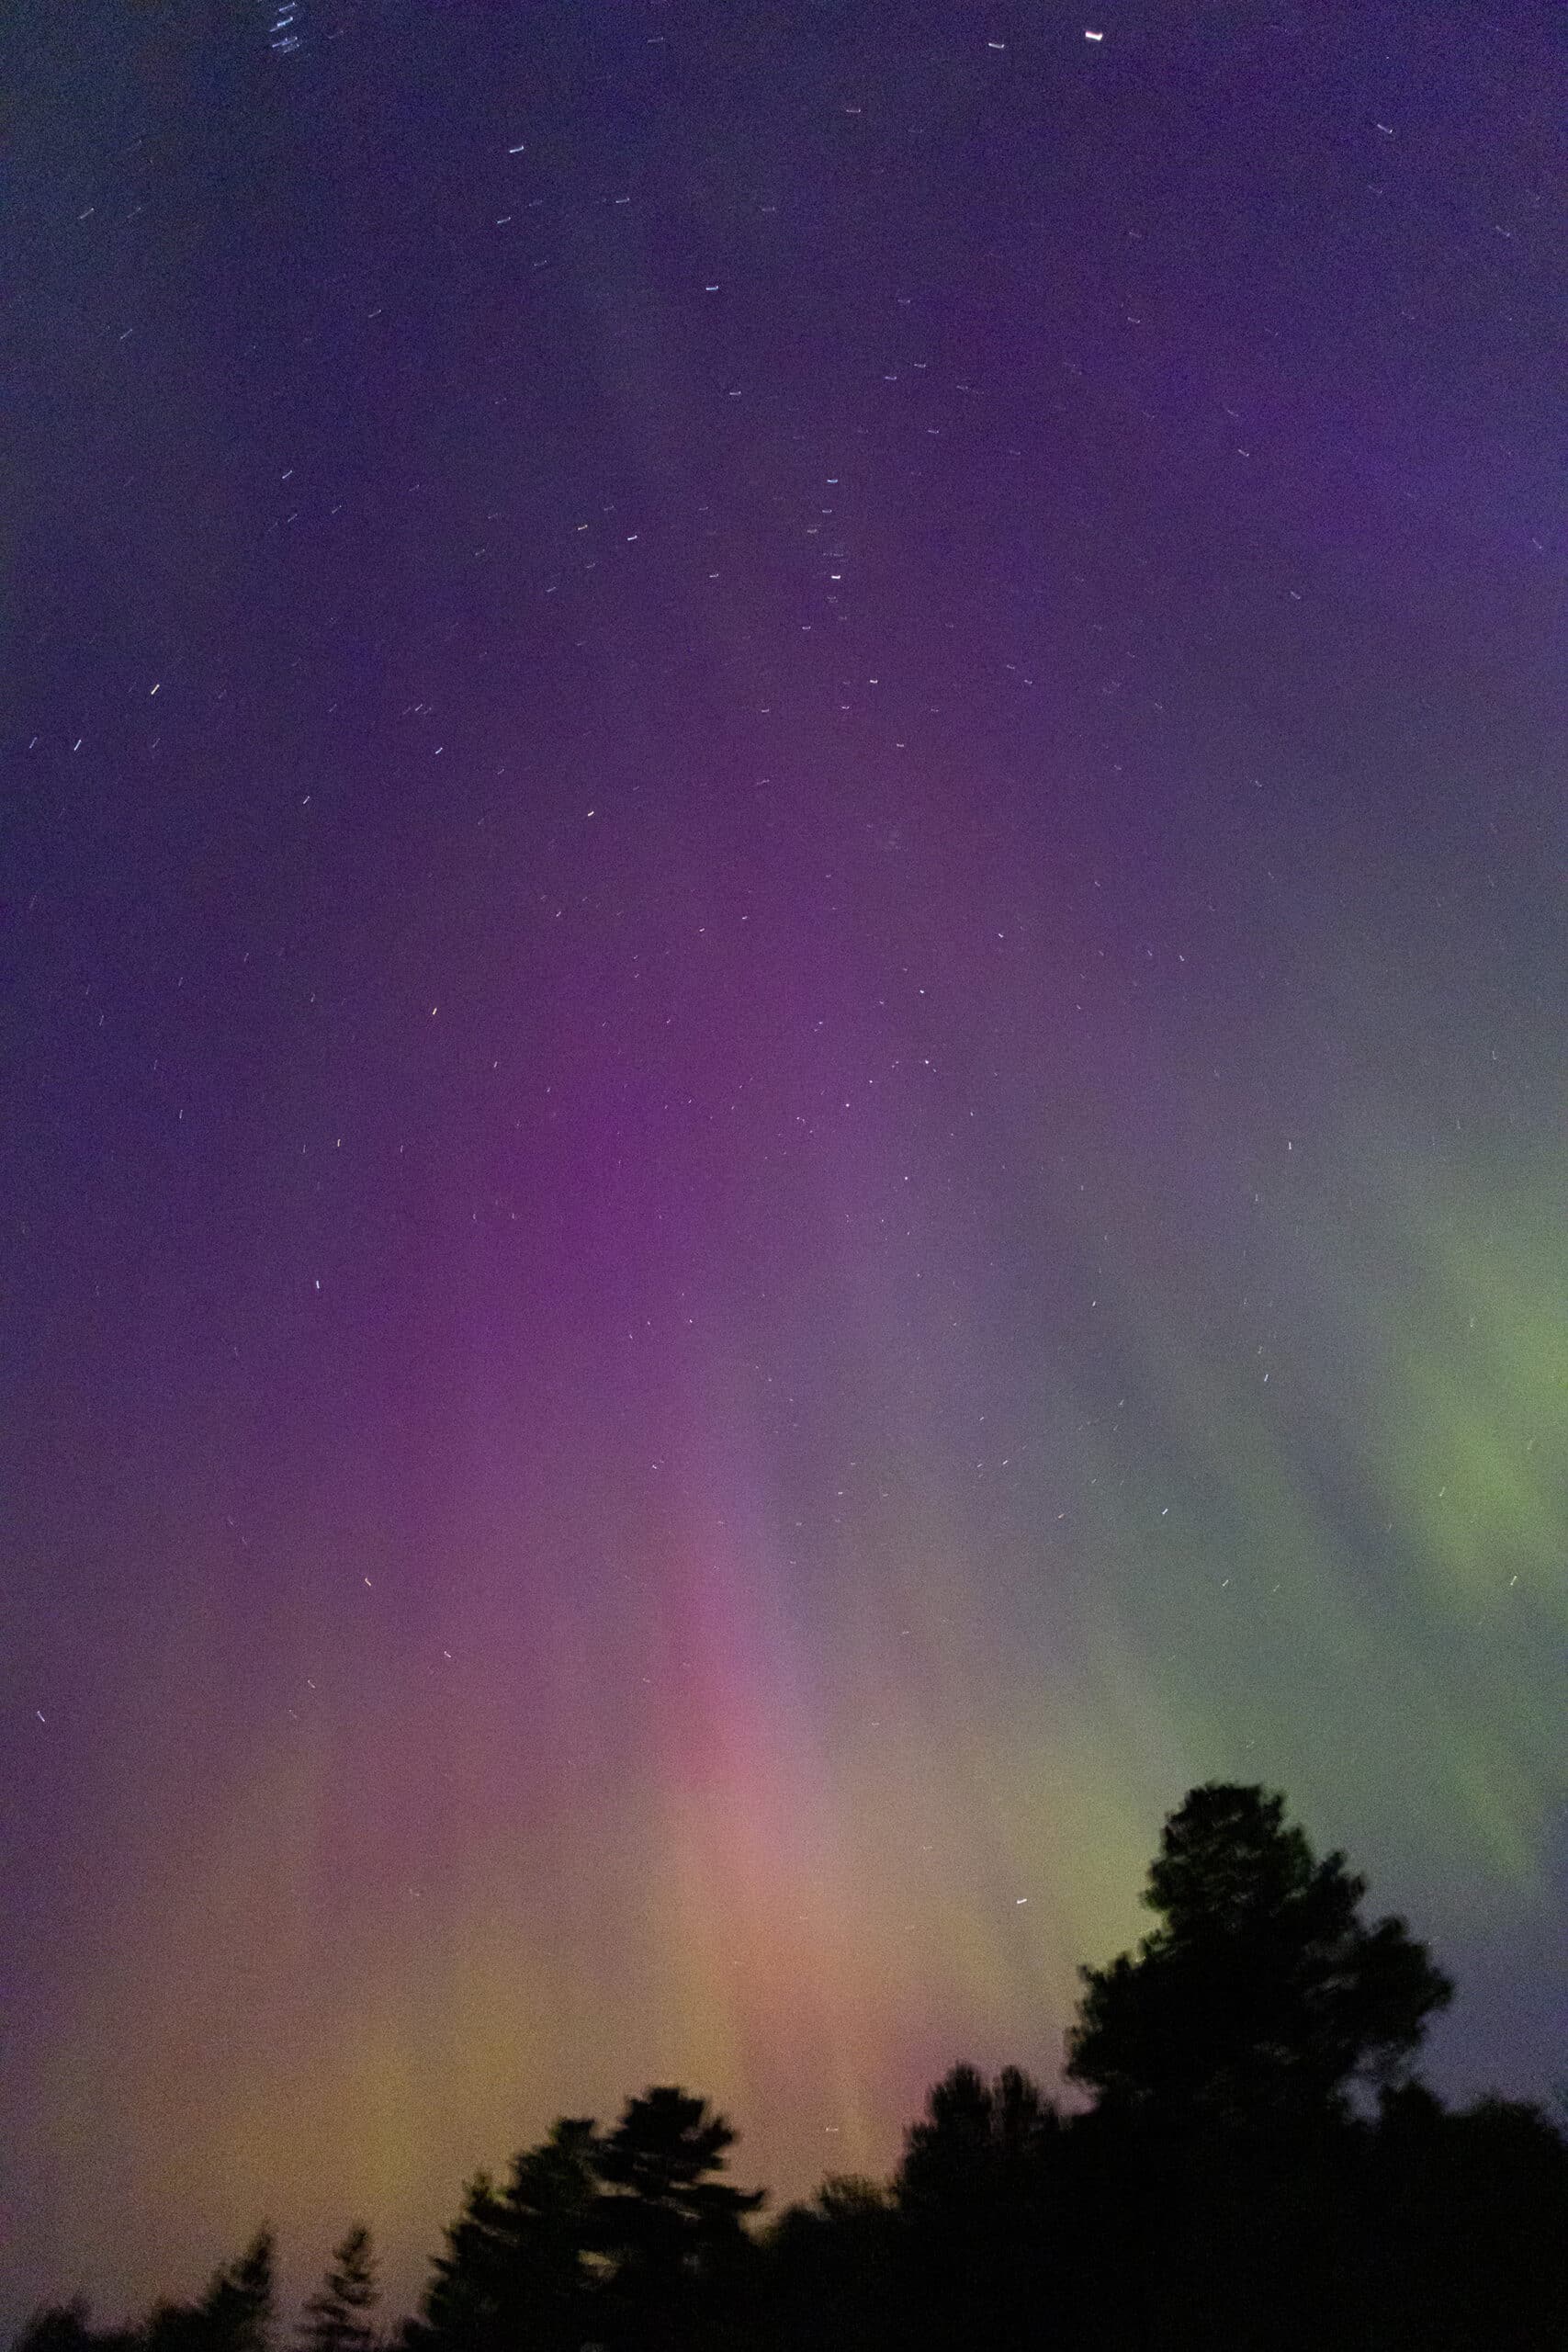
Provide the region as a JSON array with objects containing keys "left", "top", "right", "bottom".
[{"left": 6, "top": 0, "right": 1565, "bottom": 2329}]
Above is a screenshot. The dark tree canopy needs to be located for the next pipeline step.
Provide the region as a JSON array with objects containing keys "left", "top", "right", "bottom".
[
  {"left": 299, "top": 2228, "right": 377, "bottom": 2352},
  {"left": 897, "top": 2064, "right": 1058, "bottom": 2222},
  {"left": 405, "top": 2089, "right": 761, "bottom": 2352},
  {"left": 141, "top": 2232, "right": 275, "bottom": 2352},
  {"left": 10, "top": 2312, "right": 137, "bottom": 2352},
  {"left": 894, "top": 2066, "right": 1065, "bottom": 2351},
  {"left": 764, "top": 2175, "right": 900, "bottom": 2352},
  {"left": 592, "top": 2087, "right": 763, "bottom": 2348},
  {"left": 595, "top": 2086, "right": 760, "bottom": 2225},
  {"left": 407, "top": 2119, "right": 601, "bottom": 2352},
  {"left": 1066, "top": 1782, "right": 1453, "bottom": 2127},
  {"left": 13, "top": 1788, "right": 1566, "bottom": 2352}
]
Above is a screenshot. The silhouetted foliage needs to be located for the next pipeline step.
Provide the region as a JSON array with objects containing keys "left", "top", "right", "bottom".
[
  {"left": 1066, "top": 1781, "right": 1453, "bottom": 2129},
  {"left": 403, "top": 2088, "right": 761, "bottom": 2352},
  {"left": 13, "top": 1788, "right": 1567, "bottom": 2352},
  {"left": 142, "top": 2233, "right": 275, "bottom": 2352},
  {"left": 299, "top": 2229, "right": 377, "bottom": 2352},
  {"left": 11, "top": 2308, "right": 137, "bottom": 2352},
  {"left": 895, "top": 2064, "right": 1064, "bottom": 2350},
  {"left": 590, "top": 2086, "right": 762, "bottom": 2349},
  {"left": 1365, "top": 2081, "right": 1568, "bottom": 2348},
  {"left": 762, "top": 2177, "right": 901, "bottom": 2352},
  {"left": 402, "top": 2120, "right": 601, "bottom": 2352}
]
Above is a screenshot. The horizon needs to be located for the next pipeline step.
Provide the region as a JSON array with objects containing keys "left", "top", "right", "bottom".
[{"left": 18, "top": 1791, "right": 1562, "bottom": 2335}]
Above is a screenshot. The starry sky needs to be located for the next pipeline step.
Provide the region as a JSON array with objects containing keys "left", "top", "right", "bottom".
[{"left": 6, "top": 0, "right": 1565, "bottom": 2330}]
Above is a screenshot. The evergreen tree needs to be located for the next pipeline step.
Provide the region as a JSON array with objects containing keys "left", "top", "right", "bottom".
[
  {"left": 763, "top": 2178, "right": 901, "bottom": 2352},
  {"left": 143, "top": 2231, "right": 274, "bottom": 2352},
  {"left": 592, "top": 2087, "right": 763, "bottom": 2350},
  {"left": 201, "top": 2230, "right": 275, "bottom": 2352},
  {"left": 896, "top": 2065, "right": 1062, "bottom": 2350},
  {"left": 1370, "top": 2084, "right": 1568, "bottom": 2348},
  {"left": 299, "top": 2228, "right": 377, "bottom": 2352},
  {"left": 405, "top": 2120, "right": 602, "bottom": 2352},
  {"left": 11, "top": 2307, "right": 138, "bottom": 2352},
  {"left": 1066, "top": 1782, "right": 1452, "bottom": 2129},
  {"left": 11, "top": 2310, "right": 99, "bottom": 2352}
]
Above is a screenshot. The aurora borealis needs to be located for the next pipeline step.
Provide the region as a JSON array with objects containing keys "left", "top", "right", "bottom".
[{"left": 6, "top": 0, "right": 1565, "bottom": 2331}]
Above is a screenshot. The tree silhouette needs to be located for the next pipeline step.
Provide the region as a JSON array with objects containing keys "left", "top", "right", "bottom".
[
  {"left": 14, "top": 1786, "right": 1568, "bottom": 2352},
  {"left": 10, "top": 2309, "right": 137, "bottom": 2352},
  {"left": 898, "top": 2062, "right": 1057, "bottom": 2218},
  {"left": 143, "top": 2231, "right": 275, "bottom": 2352},
  {"left": 407, "top": 2090, "right": 762, "bottom": 2352},
  {"left": 764, "top": 2177, "right": 900, "bottom": 2352},
  {"left": 592, "top": 2087, "right": 763, "bottom": 2350},
  {"left": 1370, "top": 2082, "right": 1568, "bottom": 2348},
  {"left": 299, "top": 2229, "right": 377, "bottom": 2352},
  {"left": 1066, "top": 1781, "right": 1452, "bottom": 2129},
  {"left": 404, "top": 2120, "right": 601, "bottom": 2352},
  {"left": 895, "top": 2065, "right": 1062, "bottom": 2350}
]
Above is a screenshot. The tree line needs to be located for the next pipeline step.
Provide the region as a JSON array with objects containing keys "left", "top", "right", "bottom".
[{"left": 17, "top": 1785, "right": 1567, "bottom": 2349}]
